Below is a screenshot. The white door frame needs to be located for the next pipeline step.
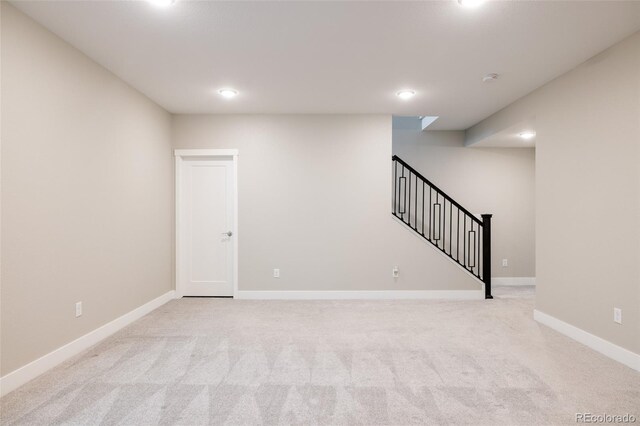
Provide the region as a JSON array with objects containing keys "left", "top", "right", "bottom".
[{"left": 175, "top": 149, "right": 239, "bottom": 298}]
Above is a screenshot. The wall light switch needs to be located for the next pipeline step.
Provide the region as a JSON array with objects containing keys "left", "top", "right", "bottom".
[
  {"left": 614, "top": 307, "right": 622, "bottom": 324},
  {"left": 75, "top": 302, "right": 82, "bottom": 318},
  {"left": 502, "top": 259, "right": 508, "bottom": 267},
  {"left": 273, "top": 268, "right": 280, "bottom": 278}
]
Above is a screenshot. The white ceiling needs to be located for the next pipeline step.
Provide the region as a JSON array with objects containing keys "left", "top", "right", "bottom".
[{"left": 12, "top": 0, "right": 640, "bottom": 130}]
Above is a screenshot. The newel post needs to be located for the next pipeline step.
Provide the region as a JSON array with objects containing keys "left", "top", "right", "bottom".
[{"left": 481, "top": 214, "right": 493, "bottom": 299}]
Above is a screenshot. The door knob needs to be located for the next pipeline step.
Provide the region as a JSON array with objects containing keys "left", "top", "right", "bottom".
[{"left": 222, "top": 231, "right": 233, "bottom": 237}]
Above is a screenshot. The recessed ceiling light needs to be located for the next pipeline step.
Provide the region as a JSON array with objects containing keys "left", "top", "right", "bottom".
[
  {"left": 148, "top": 0, "right": 175, "bottom": 7},
  {"left": 218, "top": 89, "right": 238, "bottom": 99},
  {"left": 396, "top": 90, "right": 416, "bottom": 100},
  {"left": 458, "top": 0, "right": 485, "bottom": 8},
  {"left": 519, "top": 131, "right": 536, "bottom": 140}
]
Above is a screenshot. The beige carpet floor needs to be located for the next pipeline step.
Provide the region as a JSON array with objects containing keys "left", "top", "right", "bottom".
[{"left": 1, "top": 286, "right": 639, "bottom": 425}]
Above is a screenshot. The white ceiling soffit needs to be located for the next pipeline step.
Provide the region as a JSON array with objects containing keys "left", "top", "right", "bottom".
[
  {"left": 468, "top": 118, "right": 536, "bottom": 148},
  {"left": 11, "top": 1, "right": 640, "bottom": 130}
]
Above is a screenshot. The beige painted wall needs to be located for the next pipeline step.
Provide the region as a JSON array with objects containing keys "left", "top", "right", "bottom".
[
  {"left": 172, "top": 114, "right": 482, "bottom": 293},
  {"left": 1, "top": 3, "right": 174, "bottom": 375},
  {"left": 393, "top": 129, "right": 535, "bottom": 278},
  {"left": 467, "top": 31, "right": 640, "bottom": 354}
]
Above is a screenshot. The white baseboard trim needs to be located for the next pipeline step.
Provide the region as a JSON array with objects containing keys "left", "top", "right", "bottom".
[
  {"left": 236, "top": 290, "right": 484, "bottom": 300},
  {"left": 493, "top": 277, "right": 536, "bottom": 286},
  {"left": 533, "top": 309, "right": 640, "bottom": 372},
  {"left": 0, "top": 290, "right": 176, "bottom": 397}
]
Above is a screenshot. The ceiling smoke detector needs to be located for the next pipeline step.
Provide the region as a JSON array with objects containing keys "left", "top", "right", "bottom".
[{"left": 482, "top": 73, "right": 499, "bottom": 83}]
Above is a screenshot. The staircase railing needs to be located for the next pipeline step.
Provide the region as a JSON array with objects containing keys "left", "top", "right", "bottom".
[{"left": 392, "top": 155, "right": 493, "bottom": 299}]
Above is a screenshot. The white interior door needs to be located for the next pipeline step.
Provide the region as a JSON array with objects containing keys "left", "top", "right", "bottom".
[{"left": 179, "top": 156, "right": 235, "bottom": 297}]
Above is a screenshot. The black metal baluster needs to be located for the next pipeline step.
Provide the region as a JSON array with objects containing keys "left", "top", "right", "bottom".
[
  {"left": 481, "top": 225, "right": 484, "bottom": 279},
  {"left": 432, "top": 193, "right": 435, "bottom": 241},
  {"left": 421, "top": 182, "right": 425, "bottom": 236},
  {"left": 444, "top": 199, "right": 448, "bottom": 251},
  {"left": 471, "top": 222, "right": 476, "bottom": 272},
  {"left": 463, "top": 215, "right": 467, "bottom": 268},
  {"left": 457, "top": 209, "right": 460, "bottom": 261},
  {"left": 468, "top": 227, "right": 476, "bottom": 270},
  {"left": 478, "top": 225, "right": 482, "bottom": 278},
  {"left": 467, "top": 224, "right": 470, "bottom": 268},
  {"left": 476, "top": 221, "right": 480, "bottom": 277},
  {"left": 399, "top": 176, "right": 407, "bottom": 215},
  {"left": 431, "top": 191, "right": 440, "bottom": 243},
  {"left": 441, "top": 197, "right": 445, "bottom": 250},
  {"left": 402, "top": 166, "right": 406, "bottom": 220},
  {"left": 428, "top": 187, "right": 432, "bottom": 241},
  {"left": 393, "top": 160, "right": 397, "bottom": 215},
  {"left": 467, "top": 230, "right": 476, "bottom": 273},
  {"left": 414, "top": 174, "right": 418, "bottom": 231},
  {"left": 442, "top": 199, "right": 446, "bottom": 251},
  {"left": 408, "top": 171, "right": 412, "bottom": 227},
  {"left": 449, "top": 201, "right": 452, "bottom": 255}
]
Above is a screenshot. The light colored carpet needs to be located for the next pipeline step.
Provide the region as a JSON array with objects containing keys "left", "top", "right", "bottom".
[
  {"left": 2, "top": 288, "right": 639, "bottom": 425},
  {"left": 492, "top": 284, "right": 536, "bottom": 299}
]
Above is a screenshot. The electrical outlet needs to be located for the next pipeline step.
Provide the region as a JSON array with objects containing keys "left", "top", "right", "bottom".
[
  {"left": 75, "top": 302, "right": 82, "bottom": 318},
  {"left": 273, "top": 268, "right": 280, "bottom": 278},
  {"left": 502, "top": 259, "right": 508, "bottom": 267},
  {"left": 392, "top": 266, "right": 399, "bottom": 278},
  {"left": 614, "top": 307, "right": 622, "bottom": 324}
]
